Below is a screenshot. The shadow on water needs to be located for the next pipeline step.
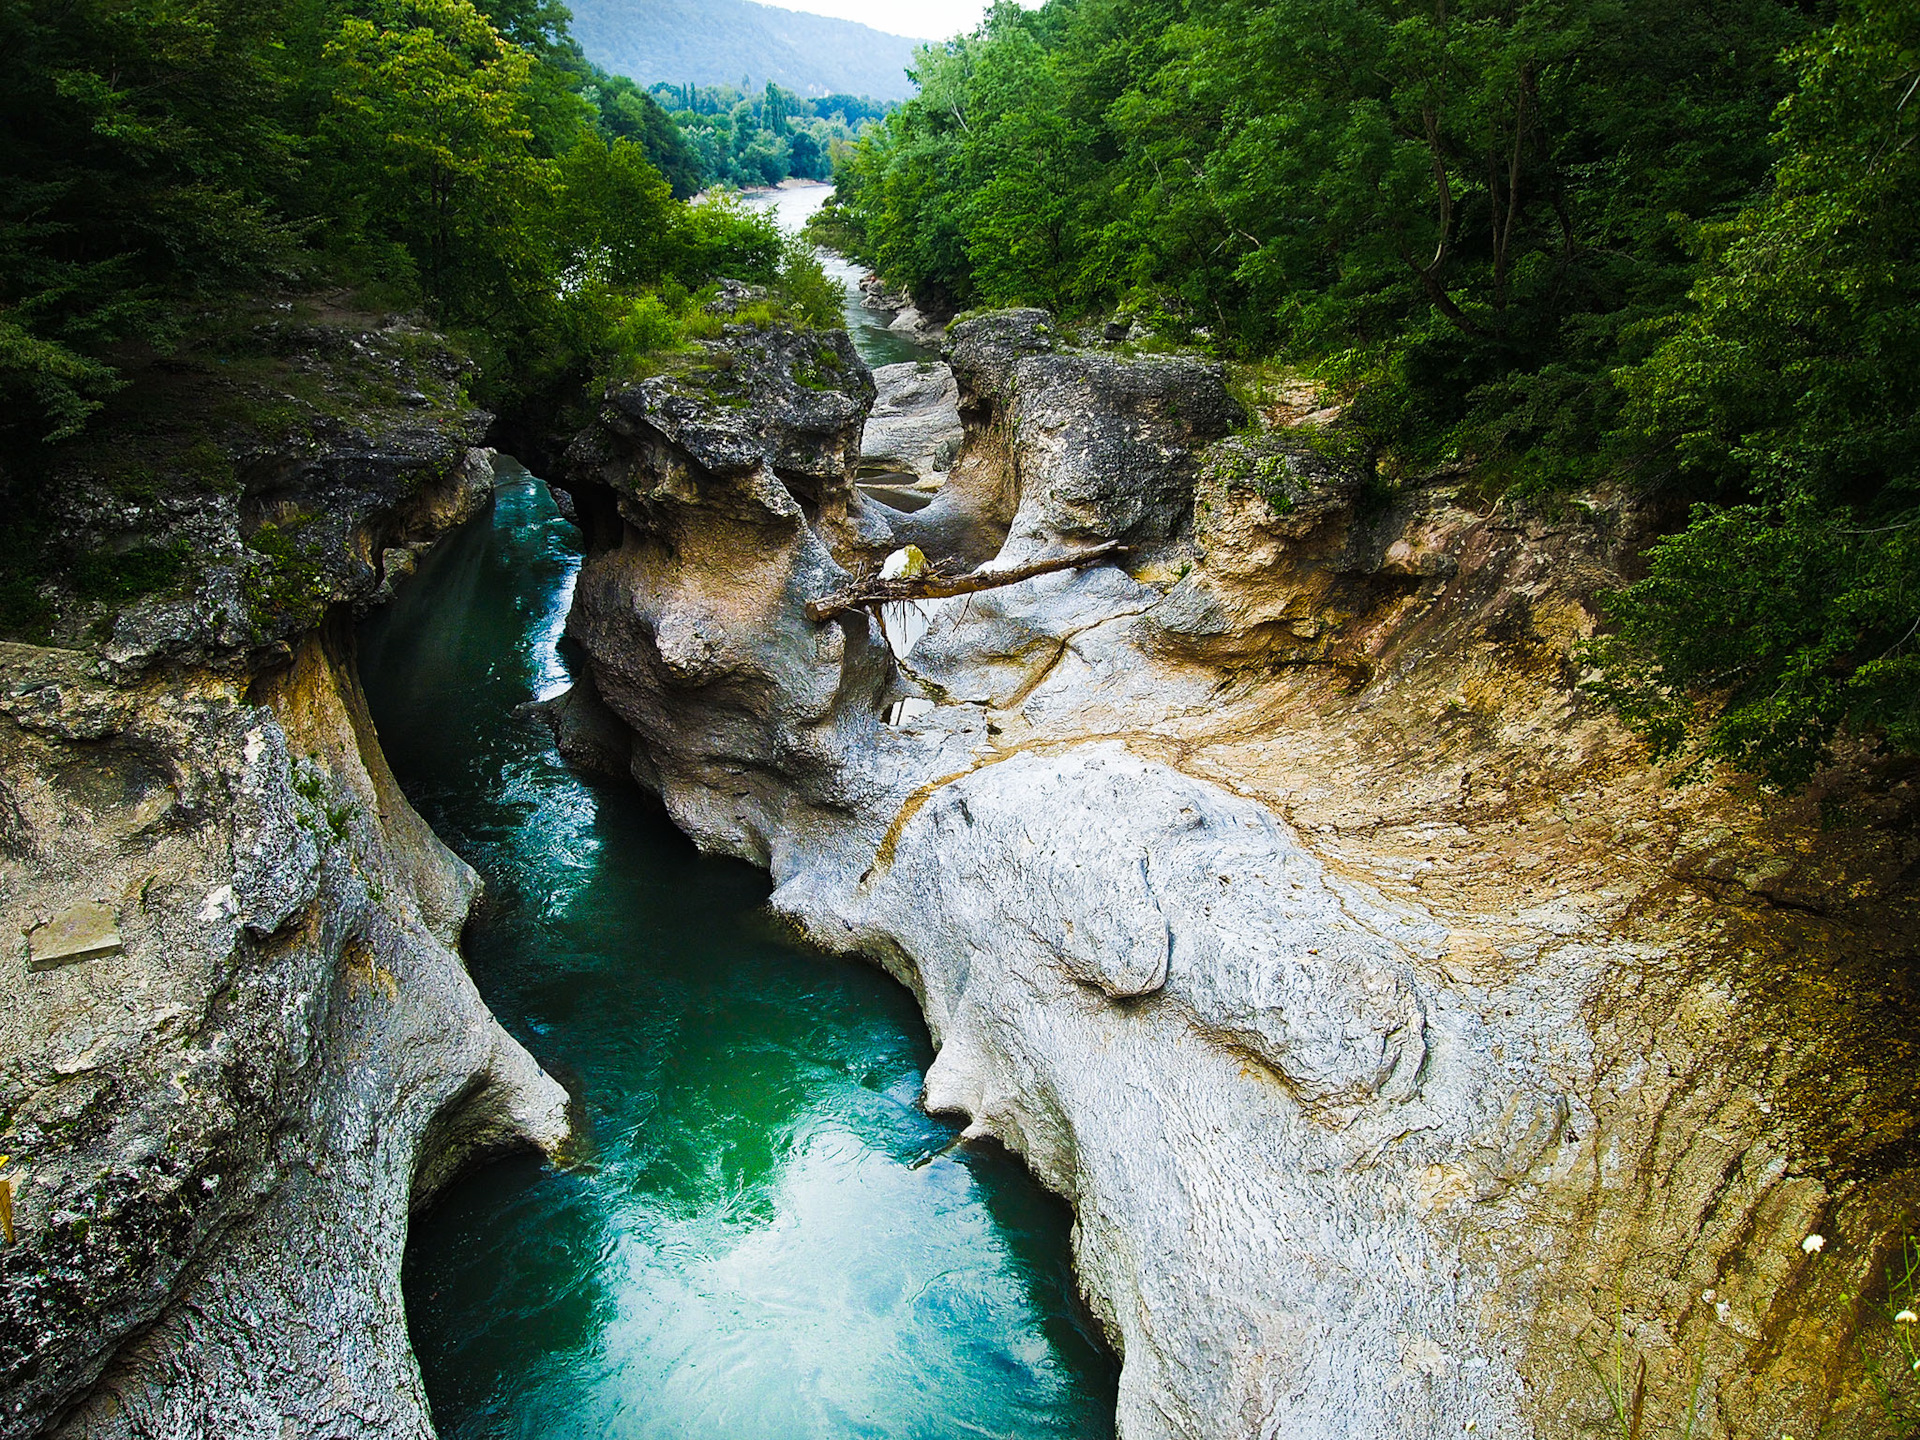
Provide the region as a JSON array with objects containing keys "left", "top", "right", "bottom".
[{"left": 361, "top": 464, "right": 1117, "bottom": 1438}]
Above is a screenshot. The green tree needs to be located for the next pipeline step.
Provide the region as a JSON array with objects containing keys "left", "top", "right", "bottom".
[
  {"left": 789, "top": 129, "right": 827, "bottom": 180},
  {"left": 0, "top": 0, "right": 303, "bottom": 438},
  {"left": 0, "top": 0, "right": 756, "bottom": 461},
  {"left": 585, "top": 71, "right": 705, "bottom": 196},
  {"left": 835, "top": 35, "right": 981, "bottom": 308},
  {"left": 959, "top": 15, "right": 1088, "bottom": 307},
  {"left": 551, "top": 135, "right": 679, "bottom": 288},
  {"left": 1591, "top": 1, "right": 1920, "bottom": 787},
  {"left": 840, "top": 0, "right": 1802, "bottom": 470},
  {"left": 325, "top": 0, "right": 555, "bottom": 320}
]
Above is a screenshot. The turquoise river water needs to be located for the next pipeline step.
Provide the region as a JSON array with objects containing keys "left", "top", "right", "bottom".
[{"left": 361, "top": 453, "right": 1118, "bottom": 1435}]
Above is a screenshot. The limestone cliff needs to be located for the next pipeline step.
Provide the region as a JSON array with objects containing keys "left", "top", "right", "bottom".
[
  {"left": 550, "top": 311, "right": 1920, "bottom": 1440},
  {"left": 0, "top": 311, "right": 567, "bottom": 1438}
]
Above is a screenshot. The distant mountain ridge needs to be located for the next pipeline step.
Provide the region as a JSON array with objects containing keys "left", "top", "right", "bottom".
[{"left": 565, "top": 0, "right": 922, "bottom": 101}]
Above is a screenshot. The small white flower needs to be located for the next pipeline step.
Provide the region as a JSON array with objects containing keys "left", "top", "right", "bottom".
[
  {"left": 1701, "top": 1288, "right": 1717, "bottom": 1304},
  {"left": 1716, "top": 1300, "right": 1732, "bottom": 1324},
  {"left": 1897, "top": 1309, "right": 1918, "bottom": 1325},
  {"left": 1802, "top": 1233, "right": 1826, "bottom": 1254}
]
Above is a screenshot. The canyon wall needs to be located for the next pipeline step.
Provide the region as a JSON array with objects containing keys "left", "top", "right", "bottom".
[
  {"left": 550, "top": 310, "right": 1920, "bottom": 1440},
  {"left": 0, "top": 315, "right": 567, "bottom": 1438}
]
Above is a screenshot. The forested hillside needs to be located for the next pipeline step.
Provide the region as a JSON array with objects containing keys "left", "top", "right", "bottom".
[
  {"left": 567, "top": 0, "right": 919, "bottom": 100},
  {"left": 0, "top": 0, "right": 841, "bottom": 636},
  {"left": 824, "top": 0, "right": 1920, "bottom": 787},
  {"left": 652, "top": 82, "right": 893, "bottom": 188},
  {"left": 0, "top": 0, "right": 849, "bottom": 437}
]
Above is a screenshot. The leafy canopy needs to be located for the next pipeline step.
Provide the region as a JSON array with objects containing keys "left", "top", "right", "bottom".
[
  {"left": 0, "top": 0, "right": 821, "bottom": 448},
  {"left": 1591, "top": 1, "right": 1920, "bottom": 788},
  {"left": 830, "top": 0, "right": 1920, "bottom": 787}
]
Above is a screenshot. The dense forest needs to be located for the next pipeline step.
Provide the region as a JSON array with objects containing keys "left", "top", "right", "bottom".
[
  {"left": 821, "top": 0, "right": 1919, "bottom": 788},
  {"left": 0, "top": 0, "right": 857, "bottom": 445},
  {"left": 650, "top": 82, "right": 894, "bottom": 189}
]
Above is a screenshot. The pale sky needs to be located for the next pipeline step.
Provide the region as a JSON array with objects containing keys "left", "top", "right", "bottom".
[{"left": 755, "top": 0, "right": 1031, "bottom": 42}]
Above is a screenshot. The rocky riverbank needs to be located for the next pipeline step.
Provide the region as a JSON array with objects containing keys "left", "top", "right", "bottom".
[
  {"left": 7, "top": 295, "right": 1916, "bottom": 1440},
  {"left": 0, "top": 311, "right": 567, "bottom": 1437},
  {"left": 853, "top": 273, "right": 948, "bottom": 346},
  {"left": 548, "top": 309, "right": 1920, "bottom": 1439}
]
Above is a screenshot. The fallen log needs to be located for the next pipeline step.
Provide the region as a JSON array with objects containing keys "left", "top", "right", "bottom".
[{"left": 804, "top": 541, "right": 1128, "bottom": 623}]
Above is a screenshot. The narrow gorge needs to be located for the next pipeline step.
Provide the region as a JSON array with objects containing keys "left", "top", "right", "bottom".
[
  {"left": 373, "top": 461, "right": 1116, "bottom": 1437},
  {"left": 8, "top": 0, "right": 1917, "bottom": 1432},
  {"left": 1, "top": 229, "right": 1915, "bottom": 1440}
]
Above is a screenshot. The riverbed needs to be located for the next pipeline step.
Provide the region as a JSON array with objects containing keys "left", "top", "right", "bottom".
[{"left": 366, "top": 443, "right": 1115, "bottom": 1436}]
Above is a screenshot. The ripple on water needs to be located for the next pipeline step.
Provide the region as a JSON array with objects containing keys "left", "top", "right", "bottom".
[{"left": 363, "top": 470, "right": 1115, "bottom": 1439}]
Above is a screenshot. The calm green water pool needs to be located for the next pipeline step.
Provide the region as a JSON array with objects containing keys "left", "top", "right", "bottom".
[{"left": 360, "top": 467, "right": 1117, "bottom": 1438}]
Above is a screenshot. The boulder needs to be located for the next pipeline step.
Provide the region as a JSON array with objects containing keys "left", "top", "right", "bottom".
[
  {"left": 943, "top": 309, "right": 1244, "bottom": 565},
  {"left": 859, "top": 360, "right": 964, "bottom": 485},
  {"left": 553, "top": 325, "right": 900, "bottom": 865},
  {"left": 886, "top": 305, "right": 943, "bottom": 342}
]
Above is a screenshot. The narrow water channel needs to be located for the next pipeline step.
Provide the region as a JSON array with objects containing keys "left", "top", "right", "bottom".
[
  {"left": 361, "top": 464, "right": 1118, "bottom": 1437},
  {"left": 748, "top": 183, "right": 937, "bottom": 366}
]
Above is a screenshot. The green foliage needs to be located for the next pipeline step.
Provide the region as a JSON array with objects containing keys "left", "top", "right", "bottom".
[
  {"left": 589, "top": 220, "right": 843, "bottom": 388},
  {"left": 0, "top": 0, "right": 749, "bottom": 452},
  {"left": 672, "top": 194, "right": 784, "bottom": 281},
  {"left": 801, "top": 187, "right": 867, "bottom": 254},
  {"left": 323, "top": 0, "right": 551, "bottom": 319},
  {"left": 583, "top": 72, "right": 704, "bottom": 197},
  {"left": 1584, "top": 500, "right": 1919, "bottom": 789},
  {"left": 777, "top": 238, "right": 844, "bottom": 329},
  {"left": 789, "top": 341, "right": 846, "bottom": 391},
  {"left": 835, "top": 0, "right": 1919, "bottom": 786},
  {"left": 597, "top": 284, "right": 725, "bottom": 377},
  {"left": 614, "top": 292, "right": 690, "bottom": 357},
  {"left": 839, "top": 0, "right": 1801, "bottom": 448},
  {"left": 1590, "top": 1, "right": 1920, "bottom": 787},
  {"left": 0, "top": 0, "right": 305, "bottom": 440},
  {"left": 71, "top": 543, "right": 190, "bottom": 608},
  {"left": 244, "top": 516, "right": 331, "bottom": 631},
  {"left": 551, "top": 134, "right": 680, "bottom": 289},
  {"left": 0, "top": 568, "right": 53, "bottom": 641},
  {"left": 0, "top": 319, "right": 122, "bottom": 444},
  {"left": 649, "top": 80, "right": 891, "bottom": 190},
  {"left": 788, "top": 130, "right": 826, "bottom": 181}
]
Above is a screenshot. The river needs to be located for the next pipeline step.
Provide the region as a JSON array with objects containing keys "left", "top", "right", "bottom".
[
  {"left": 747, "top": 183, "right": 937, "bottom": 367},
  {"left": 364, "top": 270, "right": 1114, "bottom": 1436}
]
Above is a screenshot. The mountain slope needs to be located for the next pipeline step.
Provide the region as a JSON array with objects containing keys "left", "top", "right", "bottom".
[{"left": 566, "top": 0, "right": 921, "bottom": 100}]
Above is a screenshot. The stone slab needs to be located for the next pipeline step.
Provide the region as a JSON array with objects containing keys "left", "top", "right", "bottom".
[{"left": 27, "top": 901, "right": 123, "bottom": 971}]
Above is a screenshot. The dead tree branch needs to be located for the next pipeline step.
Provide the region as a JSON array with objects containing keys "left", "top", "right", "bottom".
[{"left": 804, "top": 542, "right": 1127, "bottom": 623}]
